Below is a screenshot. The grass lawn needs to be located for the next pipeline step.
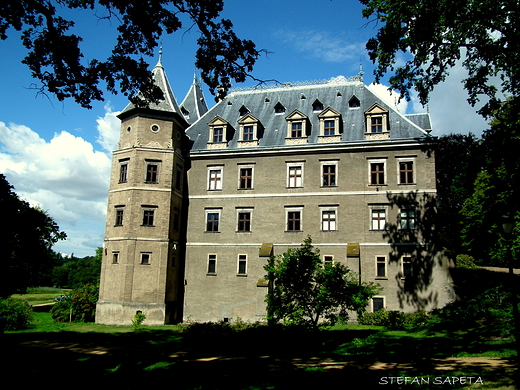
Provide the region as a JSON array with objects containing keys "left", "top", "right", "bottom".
[
  {"left": 3, "top": 313, "right": 517, "bottom": 389},
  {"left": 11, "top": 287, "right": 71, "bottom": 306}
]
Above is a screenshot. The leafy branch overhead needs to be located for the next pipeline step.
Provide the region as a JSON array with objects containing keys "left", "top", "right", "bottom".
[
  {"left": 0, "top": 0, "right": 264, "bottom": 108},
  {"left": 360, "top": 0, "right": 520, "bottom": 118}
]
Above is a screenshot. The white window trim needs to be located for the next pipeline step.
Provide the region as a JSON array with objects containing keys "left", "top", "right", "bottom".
[
  {"left": 369, "top": 205, "right": 388, "bottom": 231},
  {"left": 368, "top": 158, "right": 387, "bottom": 186},
  {"left": 205, "top": 208, "right": 222, "bottom": 232},
  {"left": 207, "top": 254, "right": 217, "bottom": 275},
  {"left": 207, "top": 165, "right": 224, "bottom": 191},
  {"left": 237, "top": 164, "right": 255, "bottom": 190},
  {"left": 319, "top": 205, "right": 338, "bottom": 231},
  {"left": 323, "top": 255, "right": 334, "bottom": 265},
  {"left": 401, "top": 255, "right": 413, "bottom": 278},
  {"left": 286, "top": 162, "right": 304, "bottom": 188},
  {"left": 375, "top": 255, "right": 387, "bottom": 278},
  {"left": 320, "top": 160, "right": 338, "bottom": 187},
  {"left": 285, "top": 206, "right": 303, "bottom": 232},
  {"left": 371, "top": 296, "right": 386, "bottom": 312},
  {"left": 399, "top": 207, "right": 417, "bottom": 230},
  {"left": 396, "top": 157, "right": 416, "bottom": 185},
  {"left": 236, "top": 207, "right": 253, "bottom": 232},
  {"left": 237, "top": 254, "right": 248, "bottom": 275}
]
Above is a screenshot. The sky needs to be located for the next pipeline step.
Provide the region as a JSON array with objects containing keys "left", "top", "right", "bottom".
[{"left": 0, "top": 0, "right": 491, "bottom": 257}]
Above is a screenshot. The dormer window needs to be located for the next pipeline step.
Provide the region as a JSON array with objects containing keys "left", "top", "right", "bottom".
[
  {"left": 208, "top": 116, "right": 230, "bottom": 149},
  {"left": 349, "top": 96, "right": 360, "bottom": 108},
  {"left": 237, "top": 114, "right": 262, "bottom": 147},
  {"left": 181, "top": 106, "right": 190, "bottom": 119},
  {"left": 239, "top": 105, "right": 250, "bottom": 117},
  {"left": 285, "top": 110, "right": 308, "bottom": 145},
  {"left": 365, "top": 104, "right": 390, "bottom": 140},
  {"left": 312, "top": 99, "right": 324, "bottom": 111},
  {"left": 318, "top": 108, "right": 341, "bottom": 143},
  {"left": 274, "top": 102, "right": 286, "bottom": 114}
]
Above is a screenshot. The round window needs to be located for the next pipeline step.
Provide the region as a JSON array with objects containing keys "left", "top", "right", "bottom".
[
  {"left": 126, "top": 126, "right": 131, "bottom": 133},
  {"left": 151, "top": 124, "right": 160, "bottom": 132}
]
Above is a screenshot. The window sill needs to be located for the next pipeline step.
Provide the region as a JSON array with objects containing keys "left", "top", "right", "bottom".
[
  {"left": 236, "top": 231, "right": 252, "bottom": 233},
  {"left": 206, "top": 273, "right": 217, "bottom": 276},
  {"left": 320, "top": 230, "right": 338, "bottom": 233},
  {"left": 204, "top": 231, "right": 220, "bottom": 234},
  {"left": 320, "top": 185, "right": 338, "bottom": 189},
  {"left": 375, "top": 277, "right": 388, "bottom": 280},
  {"left": 141, "top": 225, "right": 156, "bottom": 227},
  {"left": 236, "top": 274, "right": 248, "bottom": 277},
  {"left": 238, "top": 188, "right": 254, "bottom": 191},
  {"left": 285, "top": 230, "right": 303, "bottom": 233}
]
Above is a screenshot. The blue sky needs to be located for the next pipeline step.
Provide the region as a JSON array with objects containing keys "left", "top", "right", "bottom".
[{"left": 0, "top": 0, "right": 490, "bottom": 257}]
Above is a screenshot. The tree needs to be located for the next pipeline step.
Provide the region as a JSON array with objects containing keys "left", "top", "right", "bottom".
[
  {"left": 0, "top": 174, "right": 66, "bottom": 297},
  {"left": 0, "top": 0, "right": 265, "bottom": 108},
  {"left": 52, "top": 247, "right": 102, "bottom": 289},
  {"left": 360, "top": 0, "right": 519, "bottom": 118},
  {"left": 264, "top": 237, "right": 381, "bottom": 328}
]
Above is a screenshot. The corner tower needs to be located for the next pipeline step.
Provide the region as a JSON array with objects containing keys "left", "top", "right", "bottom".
[{"left": 96, "top": 58, "right": 189, "bottom": 325}]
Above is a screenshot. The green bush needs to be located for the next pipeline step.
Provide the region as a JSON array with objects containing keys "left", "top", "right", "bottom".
[
  {"left": 358, "top": 309, "right": 430, "bottom": 330},
  {"left": 0, "top": 297, "right": 34, "bottom": 330},
  {"left": 51, "top": 284, "right": 98, "bottom": 322},
  {"left": 456, "top": 254, "right": 477, "bottom": 269}
]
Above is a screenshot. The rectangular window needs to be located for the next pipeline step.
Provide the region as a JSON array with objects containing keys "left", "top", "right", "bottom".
[
  {"left": 322, "top": 164, "right": 336, "bottom": 187},
  {"left": 243, "top": 126, "right": 254, "bottom": 141},
  {"left": 142, "top": 209, "right": 155, "bottom": 226},
  {"left": 400, "top": 208, "right": 416, "bottom": 230},
  {"left": 371, "top": 116, "right": 383, "bottom": 133},
  {"left": 287, "top": 211, "right": 301, "bottom": 231},
  {"left": 238, "top": 254, "right": 247, "bottom": 275},
  {"left": 291, "top": 122, "right": 303, "bottom": 138},
  {"left": 321, "top": 210, "right": 336, "bottom": 231},
  {"left": 376, "top": 256, "right": 386, "bottom": 277},
  {"left": 145, "top": 163, "right": 158, "bottom": 183},
  {"left": 206, "top": 212, "right": 220, "bottom": 232},
  {"left": 402, "top": 256, "right": 412, "bottom": 277},
  {"left": 371, "top": 209, "right": 386, "bottom": 230},
  {"left": 112, "top": 252, "right": 119, "bottom": 264},
  {"left": 207, "top": 254, "right": 217, "bottom": 274},
  {"left": 140, "top": 253, "right": 151, "bottom": 265},
  {"left": 239, "top": 167, "right": 253, "bottom": 189},
  {"left": 115, "top": 207, "right": 124, "bottom": 226},
  {"left": 288, "top": 165, "right": 303, "bottom": 188},
  {"left": 208, "top": 169, "right": 222, "bottom": 190},
  {"left": 213, "top": 127, "right": 223, "bottom": 143},
  {"left": 119, "top": 163, "right": 128, "bottom": 183},
  {"left": 399, "top": 161, "right": 414, "bottom": 184},
  {"left": 175, "top": 167, "right": 183, "bottom": 191},
  {"left": 324, "top": 120, "right": 335, "bottom": 136},
  {"left": 372, "top": 297, "right": 385, "bottom": 312},
  {"left": 370, "top": 162, "right": 385, "bottom": 185},
  {"left": 323, "top": 255, "right": 334, "bottom": 266},
  {"left": 237, "top": 212, "right": 251, "bottom": 232}
]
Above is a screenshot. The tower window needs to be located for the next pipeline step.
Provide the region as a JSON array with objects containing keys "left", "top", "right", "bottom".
[{"left": 145, "top": 163, "right": 159, "bottom": 183}]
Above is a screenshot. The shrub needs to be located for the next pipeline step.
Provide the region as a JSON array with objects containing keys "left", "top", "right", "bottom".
[
  {"left": 132, "top": 312, "right": 146, "bottom": 329},
  {"left": 358, "top": 309, "right": 430, "bottom": 330},
  {"left": 51, "top": 284, "right": 98, "bottom": 322},
  {"left": 0, "top": 297, "right": 34, "bottom": 330},
  {"left": 456, "top": 254, "right": 477, "bottom": 269}
]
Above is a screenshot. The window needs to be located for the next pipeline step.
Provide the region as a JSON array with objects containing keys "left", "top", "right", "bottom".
[
  {"left": 312, "top": 99, "right": 324, "bottom": 111},
  {"left": 371, "top": 209, "right": 386, "bottom": 230},
  {"left": 237, "top": 255, "right": 247, "bottom": 275},
  {"left": 274, "top": 102, "right": 285, "bottom": 114},
  {"left": 175, "top": 166, "right": 183, "bottom": 191},
  {"left": 207, "top": 254, "right": 217, "bottom": 274},
  {"left": 213, "top": 127, "right": 223, "bottom": 143},
  {"left": 287, "top": 164, "right": 303, "bottom": 188},
  {"left": 324, "top": 120, "right": 335, "bottom": 136},
  {"left": 399, "top": 161, "right": 414, "bottom": 184},
  {"left": 140, "top": 253, "right": 151, "bottom": 265},
  {"left": 372, "top": 297, "right": 385, "bottom": 312},
  {"left": 323, "top": 256, "right": 334, "bottom": 266},
  {"left": 322, "top": 164, "right": 336, "bottom": 187},
  {"left": 349, "top": 96, "right": 360, "bottom": 108},
  {"left": 208, "top": 168, "right": 223, "bottom": 190},
  {"left": 142, "top": 208, "right": 155, "bottom": 226},
  {"left": 402, "top": 256, "right": 412, "bottom": 277},
  {"left": 145, "top": 163, "right": 159, "bottom": 183},
  {"left": 370, "top": 161, "right": 385, "bottom": 185},
  {"left": 286, "top": 209, "right": 302, "bottom": 231},
  {"left": 365, "top": 104, "right": 389, "bottom": 137},
  {"left": 321, "top": 210, "right": 336, "bottom": 231},
  {"left": 206, "top": 210, "right": 220, "bottom": 232},
  {"left": 291, "top": 122, "right": 303, "bottom": 138},
  {"left": 376, "top": 256, "right": 386, "bottom": 278},
  {"left": 115, "top": 207, "right": 124, "bottom": 226},
  {"left": 239, "top": 167, "right": 253, "bottom": 189},
  {"left": 243, "top": 125, "right": 254, "bottom": 141},
  {"left": 371, "top": 116, "right": 383, "bottom": 133},
  {"left": 112, "top": 252, "right": 119, "bottom": 264},
  {"left": 237, "top": 211, "right": 251, "bottom": 232},
  {"left": 119, "top": 161, "right": 128, "bottom": 183},
  {"left": 400, "top": 208, "right": 416, "bottom": 230},
  {"left": 239, "top": 105, "right": 250, "bottom": 117}
]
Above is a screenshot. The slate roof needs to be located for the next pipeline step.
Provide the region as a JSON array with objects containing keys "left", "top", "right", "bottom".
[
  {"left": 119, "top": 59, "right": 186, "bottom": 122},
  {"left": 186, "top": 76, "right": 431, "bottom": 151},
  {"left": 180, "top": 74, "right": 209, "bottom": 125}
]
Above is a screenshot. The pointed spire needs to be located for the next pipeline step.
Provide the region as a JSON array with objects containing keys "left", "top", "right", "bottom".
[{"left": 180, "top": 71, "right": 209, "bottom": 125}]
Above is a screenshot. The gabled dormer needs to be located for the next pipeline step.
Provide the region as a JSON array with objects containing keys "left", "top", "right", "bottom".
[
  {"left": 365, "top": 103, "right": 390, "bottom": 140},
  {"left": 285, "top": 110, "right": 309, "bottom": 145},
  {"left": 207, "top": 116, "right": 233, "bottom": 149},
  {"left": 317, "top": 107, "right": 342, "bottom": 143},
  {"left": 237, "top": 114, "right": 263, "bottom": 148}
]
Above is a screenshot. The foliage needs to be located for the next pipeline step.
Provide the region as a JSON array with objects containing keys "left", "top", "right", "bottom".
[
  {"left": 0, "top": 297, "right": 34, "bottom": 330},
  {"left": 0, "top": 0, "right": 265, "bottom": 107},
  {"left": 52, "top": 248, "right": 102, "bottom": 289},
  {"left": 51, "top": 284, "right": 99, "bottom": 322},
  {"left": 360, "top": 0, "right": 520, "bottom": 119},
  {"left": 0, "top": 174, "right": 66, "bottom": 297},
  {"left": 132, "top": 312, "right": 146, "bottom": 329},
  {"left": 358, "top": 309, "right": 430, "bottom": 330},
  {"left": 455, "top": 254, "right": 476, "bottom": 269},
  {"left": 264, "top": 237, "right": 382, "bottom": 328}
]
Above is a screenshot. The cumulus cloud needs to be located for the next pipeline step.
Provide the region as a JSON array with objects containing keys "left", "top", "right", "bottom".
[
  {"left": 367, "top": 83, "right": 409, "bottom": 114},
  {"left": 0, "top": 120, "right": 112, "bottom": 256},
  {"left": 96, "top": 103, "right": 121, "bottom": 152},
  {"left": 275, "top": 29, "right": 366, "bottom": 63}
]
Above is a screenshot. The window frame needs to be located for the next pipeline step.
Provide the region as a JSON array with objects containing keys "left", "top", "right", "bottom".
[
  {"left": 114, "top": 206, "right": 124, "bottom": 227},
  {"left": 368, "top": 159, "right": 387, "bottom": 186},
  {"left": 372, "top": 296, "right": 385, "bottom": 312},
  {"left": 323, "top": 255, "right": 334, "bottom": 266},
  {"left": 145, "top": 161, "right": 160, "bottom": 184},
  {"left": 237, "top": 254, "right": 247, "bottom": 275},
  {"left": 287, "top": 162, "right": 304, "bottom": 188},
  {"left": 375, "top": 256, "right": 387, "bottom": 278},
  {"left": 397, "top": 158, "right": 416, "bottom": 185},
  {"left": 238, "top": 165, "right": 254, "bottom": 190},
  {"left": 402, "top": 256, "right": 413, "bottom": 278},
  {"left": 237, "top": 209, "right": 252, "bottom": 232},
  {"left": 320, "top": 206, "right": 338, "bottom": 231},
  {"left": 207, "top": 166, "right": 223, "bottom": 191},
  {"left": 285, "top": 207, "right": 303, "bottom": 232},
  {"left": 321, "top": 161, "right": 338, "bottom": 187},
  {"left": 370, "top": 207, "right": 387, "bottom": 231},
  {"left": 112, "top": 251, "right": 120, "bottom": 264},
  {"left": 399, "top": 207, "right": 417, "bottom": 230},
  {"left": 207, "top": 254, "right": 217, "bottom": 275},
  {"left": 205, "top": 209, "right": 221, "bottom": 232},
  {"left": 118, "top": 159, "right": 129, "bottom": 183},
  {"left": 141, "top": 205, "right": 157, "bottom": 227},
  {"left": 140, "top": 252, "right": 151, "bottom": 265}
]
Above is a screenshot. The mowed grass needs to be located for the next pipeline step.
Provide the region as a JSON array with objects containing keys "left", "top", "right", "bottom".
[
  {"left": 4, "top": 312, "right": 517, "bottom": 389},
  {"left": 11, "top": 287, "right": 71, "bottom": 306}
]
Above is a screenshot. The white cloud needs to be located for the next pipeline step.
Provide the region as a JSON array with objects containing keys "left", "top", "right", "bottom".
[
  {"left": 96, "top": 103, "right": 121, "bottom": 152},
  {"left": 0, "top": 121, "right": 111, "bottom": 256},
  {"left": 275, "top": 29, "right": 366, "bottom": 63},
  {"left": 367, "top": 83, "right": 409, "bottom": 113}
]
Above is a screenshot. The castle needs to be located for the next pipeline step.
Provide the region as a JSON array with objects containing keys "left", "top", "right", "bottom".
[{"left": 96, "top": 59, "right": 453, "bottom": 325}]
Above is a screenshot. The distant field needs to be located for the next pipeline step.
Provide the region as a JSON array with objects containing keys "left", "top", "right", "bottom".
[{"left": 11, "top": 287, "right": 71, "bottom": 306}]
